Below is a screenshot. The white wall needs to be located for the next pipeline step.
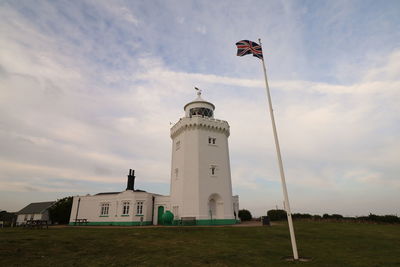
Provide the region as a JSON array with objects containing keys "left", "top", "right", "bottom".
[
  {"left": 170, "top": 105, "right": 235, "bottom": 221},
  {"left": 69, "top": 191, "right": 157, "bottom": 224},
  {"left": 16, "top": 212, "right": 48, "bottom": 225}
]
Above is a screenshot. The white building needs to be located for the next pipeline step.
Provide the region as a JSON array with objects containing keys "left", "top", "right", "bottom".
[
  {"left": 69, "top": 91, "right": 239, "bottom": 226},
  {"left": 16, "top": 201, "right": 55, "bottom": 226}
]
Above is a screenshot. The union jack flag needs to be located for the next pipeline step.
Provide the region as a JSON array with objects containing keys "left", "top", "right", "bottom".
[{"left": 235, "top": 40, "right": 263, "bottom": 59}]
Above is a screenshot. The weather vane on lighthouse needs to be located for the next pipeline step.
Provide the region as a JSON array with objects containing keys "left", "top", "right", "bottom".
[{"left": 194, "top": 86, "right": 202, "bottom": 96}]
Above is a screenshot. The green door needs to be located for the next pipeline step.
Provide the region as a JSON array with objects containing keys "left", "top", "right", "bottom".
[{"left": 157, "top": 206, "right": 164, "bottom": 225}]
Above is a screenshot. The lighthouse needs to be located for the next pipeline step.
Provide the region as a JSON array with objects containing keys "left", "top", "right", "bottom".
[
  {"left": 169, "top": 89, "right": 239, "bottom": 225},
  {"left": 68, "top": 89, "right": 239, "bottom": 226}
]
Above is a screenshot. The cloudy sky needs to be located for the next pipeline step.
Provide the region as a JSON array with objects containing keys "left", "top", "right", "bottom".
[{"left": 1, "top": 0, "right": 399, "bottom": 216}]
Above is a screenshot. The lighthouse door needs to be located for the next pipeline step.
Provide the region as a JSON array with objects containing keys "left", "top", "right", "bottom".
[
  {"left": 157, "top": 206, "right": 164, "bottom": 225},
  {"left": 208, "top": 194, "right": 223, "bottom": 220}
]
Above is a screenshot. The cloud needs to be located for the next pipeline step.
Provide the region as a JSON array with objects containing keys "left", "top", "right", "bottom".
[
  {"left": 195, "top": 25, "right": 207, "bottom": 34},
  {"left": 0, "top": 0, "right": 399, "bottom": 215}
]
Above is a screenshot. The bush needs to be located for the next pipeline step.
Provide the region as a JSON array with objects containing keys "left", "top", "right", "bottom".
[
  {"left": 365, "top": 213, "right": 400, "bottom": 224},
  {"left": 331, "top": 214, "right": 344, "bottom": 220},
  {"left": 0, "top": 211, "right": 16, "bottom": 226},
  {"left": 267, "top": 209, "right": 287, "bottom": 221},
  {"left": 322, "top": 214, "right": 344, "bottom": 220},
  {"left": 238, "top": 209, "right": 252, "bottom": 221},
  {"left": 292, "top": 213, "right": 312, "bottom": 219},
  {"left": 313, "top": 215, "right": 322, "bottom": 220},
  {"left": 49, "top": 196, "right": 73, "bottom": 224}
]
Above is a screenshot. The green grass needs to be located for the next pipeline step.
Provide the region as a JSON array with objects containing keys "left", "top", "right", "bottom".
[{"left": 1, "top": 221, "right": 399, "bottom": 266}]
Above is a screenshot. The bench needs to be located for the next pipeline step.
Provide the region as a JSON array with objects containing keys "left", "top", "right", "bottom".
[
  {"left": 74, "top": 219, "right": 89, "bottom": 226},
  {"left": 180, "top": 217, "right": 196, "bottom": 226},
  {"left": 25, "top": 220, "right": 48, "bottom": 229}
]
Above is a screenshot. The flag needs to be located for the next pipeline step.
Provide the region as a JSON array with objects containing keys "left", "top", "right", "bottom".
[{"left": 235, "top": 40, "right": 263, "bottom": 59}]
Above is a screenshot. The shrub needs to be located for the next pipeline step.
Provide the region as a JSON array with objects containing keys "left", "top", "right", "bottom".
[
  {"left": 366, "top": 213, "right": 400, "bottom": 224},
  {"left": 267, "top": 209, "right": 287, "bottom": 221},
  {"left": 331, "top": 214, "right": 344, "bottom": 220},
  {"left": 292, "top": 213, "right": 312, "bottom": 219},
  {"left": 238, "top": 209, "right": 252, "bottom": 221}
]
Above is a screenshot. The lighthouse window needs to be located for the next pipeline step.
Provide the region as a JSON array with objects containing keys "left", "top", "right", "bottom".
[
  {"left": 189, "top": 107, "right": 213, "bottom": 118},
  {"left": 136, "top": 201, "right": 144, "bottom": 215},
  {"left": 208, "top": 137, "right": 216, "bottom": 145},
  {"left": 176, "top": 141, "right": 181, "bottom": 150},
  {"left": 210, "top": 165, "right": 217, "bottom": 176},
  {"left": 175, "top": 168, "right": 179, "bottom": 179},
  {"left": 100, "top": 203, "right": 110, "bottom": 216}
]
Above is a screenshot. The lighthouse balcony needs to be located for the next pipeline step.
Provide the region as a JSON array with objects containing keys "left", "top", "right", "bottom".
[{"left": 170, "top": 116, "right": 230, "bottom": 138}]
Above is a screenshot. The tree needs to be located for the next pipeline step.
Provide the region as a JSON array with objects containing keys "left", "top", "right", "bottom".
[
  {"left": 49, "top": 196, "right": 73, "bottom": 224},
  {"left": 0, "top": 211, "right": 16, "bottom": 226},
  {"left": 238, "top": 209, "right": 252, "bottom": 221},
  {"left": 267, "top": 209, "right": 287, "bottom": 221}
]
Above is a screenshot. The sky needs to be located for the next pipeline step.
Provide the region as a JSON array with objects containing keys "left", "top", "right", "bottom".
[{"left": 1, "top": 0, "right": 399, "bottom": 217}]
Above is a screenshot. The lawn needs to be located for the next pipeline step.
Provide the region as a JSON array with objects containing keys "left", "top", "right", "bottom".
[{"left": 1, "top": 221, "right": 399, "bottom": 266}]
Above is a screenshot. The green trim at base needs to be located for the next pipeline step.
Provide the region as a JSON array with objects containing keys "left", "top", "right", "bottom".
[
  {"left": 171, "top": 219, "right": 237, "bottom": 226},
  {"left": 69, "top": 221, "right": 152, "bottom": 226},
  {"left": 69, "top": 219, "right": 238, "bottom": 226},
  {"left": 196, "top": 219, "right": 237, "bottom": 225}
]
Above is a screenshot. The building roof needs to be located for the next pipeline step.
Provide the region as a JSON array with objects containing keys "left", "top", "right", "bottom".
[
  {"left": 95, "top": 192, "right": 121, "bottom": 195},
  {"left": 95, "top": 189, "right": 147, "bottom": 196},
  {"left": 17, "top": 201, "right": 55, "bottom": 214},
  {"left": 183, "top": 91, "right": 215, "bottom": 111}
]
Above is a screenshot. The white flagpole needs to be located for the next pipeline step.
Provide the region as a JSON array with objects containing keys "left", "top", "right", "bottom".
[{"left": 258, "top": 38, "right": 299, "bottom": 260}]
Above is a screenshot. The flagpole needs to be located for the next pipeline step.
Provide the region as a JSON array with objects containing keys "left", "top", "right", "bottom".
[{"left": 258, "top": 38, "right": 299, "bottom": 260}]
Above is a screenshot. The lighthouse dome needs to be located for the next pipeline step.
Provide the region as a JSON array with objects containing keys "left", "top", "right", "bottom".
[{"left": 184, "top": 90, "right": 215, "bottom": 118}]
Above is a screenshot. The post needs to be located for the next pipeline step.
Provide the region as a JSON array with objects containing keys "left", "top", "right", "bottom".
[
  {"left": 258, "top": 38, "right": 299, "bottom": 260},
  {"left": 74, "top": 197, "right": 81, "bottom": 226}
]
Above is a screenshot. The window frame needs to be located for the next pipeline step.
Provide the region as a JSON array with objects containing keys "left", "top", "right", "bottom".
[
  {"left": 208, "top": 137, "right": 216, "bottom": 145},
  {"left": 210, "top": 165, "right": 217, "bottom": 176},
  {"left": 100, "top": 203, "right": 110, "bottom": 216},
  {"left": 136, "top": 201, "right": 144, "bottom": 215},
  {"left": 122, "top": 201, "right": 130, "bottom": 216},
  {"left": 172, "top": 205, "right": 179, "bottom": 219}
]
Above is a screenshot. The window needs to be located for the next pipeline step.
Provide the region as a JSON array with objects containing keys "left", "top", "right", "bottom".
[
  {"left": 174, "top": 168, "right": 179, "bottom": 179},
  {"left": 176, "top": 140, "right": 181, "bottom": 150},
  {"left": 100, "top": 203, "right": 110, "bottom": 216},
  {"left": 172, "top": 206, "right": 179, "bottom": 219},
  {"left": 210, "top": 165, "right": 217, "bottom": 176},
  {"left": 24, "top": 215, "right": 28, "bottom": 221},
  {"left": 122, "top": 201, "right": 130, "bottom": 215},
  {"left": 208, "top": 137, "right": 216, "bottom": 145},
  {"left": 30, "top": 214, "right": 34, "bottom": 220},
  {"left": 136, "top": 201, "right": 144, "bottom": 215},
  {"left": 189, "top": 107, "right": 213, "bottom": 117}
]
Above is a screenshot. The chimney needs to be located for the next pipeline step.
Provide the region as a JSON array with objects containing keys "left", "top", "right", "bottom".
[{"left": 126, "top": 169, "right": 135, "bottom": 190}]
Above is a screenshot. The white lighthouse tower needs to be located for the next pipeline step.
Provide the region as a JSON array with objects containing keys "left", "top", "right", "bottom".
[{"left": 169, "top": 89, "right": 239, "bottom": 225}]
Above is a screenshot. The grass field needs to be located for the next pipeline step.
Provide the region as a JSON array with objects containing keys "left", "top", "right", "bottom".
[{"left": 1, "top": 221, "right": 399, "bottom": 266}]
